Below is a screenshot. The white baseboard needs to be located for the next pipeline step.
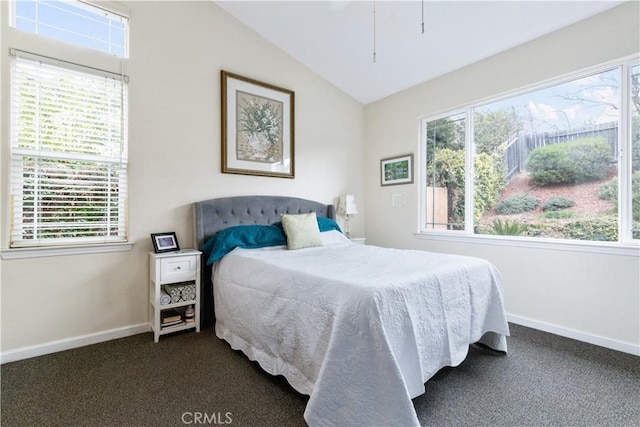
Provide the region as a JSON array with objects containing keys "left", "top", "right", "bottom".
[
  {"left": 3, "top": 317, "right": 638, "bottom": 363},
  {"left": 0, "top": 323, "right": 150, "bottom": 364},
  {"left": 507, "top": 314, "right": 640, "bottom": 356}
]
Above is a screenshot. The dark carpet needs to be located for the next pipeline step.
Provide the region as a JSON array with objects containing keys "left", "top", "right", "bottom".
[{"left": 1, "top": 323, "right": 638, "bottom": 426}]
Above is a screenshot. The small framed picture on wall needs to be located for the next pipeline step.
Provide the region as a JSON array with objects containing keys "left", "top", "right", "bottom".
[{"left": 381, "top": 153, "right": 414, "bottom": 186}]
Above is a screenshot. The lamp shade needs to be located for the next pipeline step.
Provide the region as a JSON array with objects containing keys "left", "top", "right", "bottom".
[{"left": 337, "top": 195, "right": 358, "bottom": 215}]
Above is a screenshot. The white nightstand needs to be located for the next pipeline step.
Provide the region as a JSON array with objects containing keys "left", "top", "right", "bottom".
[
  {"left": 149, "top": 249, "right": 201, "bottom": 342},
  {"left": 349, "top": 237, "right": 366, "bottom": 245}
]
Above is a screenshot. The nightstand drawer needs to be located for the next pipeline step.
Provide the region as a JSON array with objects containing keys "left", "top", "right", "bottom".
[{"left": 160, "top": 256, "right": 196, "bottom": 282}]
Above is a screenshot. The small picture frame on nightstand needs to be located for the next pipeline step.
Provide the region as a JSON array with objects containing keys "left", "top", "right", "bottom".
[{"left": 150, "top": 232, "right": 180, "bottom": 253}]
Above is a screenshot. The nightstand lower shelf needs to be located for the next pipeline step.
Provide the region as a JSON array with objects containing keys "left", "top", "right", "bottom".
[
  {"left": 155, "top": 322, "right": 198, "bottom": 335},
  {"left": 149, "top": 302, "right": 200, "bottom": 341}
]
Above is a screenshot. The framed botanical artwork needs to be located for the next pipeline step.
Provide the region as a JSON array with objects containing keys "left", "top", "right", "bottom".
[
  {"left": 150, "top": 232, "right": 180, "bottom": 253},
  {"left": 221, "top": 70, "right": 295, "bottom": 178},
  {"left": 380, "top": 154, "right": 414, "bottom": 186}
]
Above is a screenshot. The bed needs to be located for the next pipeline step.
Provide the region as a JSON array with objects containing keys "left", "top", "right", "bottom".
[{"left": 193, "top": 195, "right": 509, "bottom": 427}]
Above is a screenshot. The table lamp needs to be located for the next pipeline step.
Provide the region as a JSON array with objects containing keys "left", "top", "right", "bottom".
[{"left": 337, "top": 195, "right": 358, "bottom": 238}]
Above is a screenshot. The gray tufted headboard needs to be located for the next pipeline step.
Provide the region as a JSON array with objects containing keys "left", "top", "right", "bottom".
[
  {"left": 192, "top": 195, "right": 336, "bottom": 326},
  {"left": 192, "top": 195, "right": 336, "bottom": 251}
]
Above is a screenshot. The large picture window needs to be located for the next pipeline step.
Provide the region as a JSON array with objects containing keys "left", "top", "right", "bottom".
[{"left": 421, "top": 59, "right": 639, "bottom": 246}]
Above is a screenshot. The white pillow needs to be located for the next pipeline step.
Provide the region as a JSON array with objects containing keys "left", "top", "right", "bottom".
[{"left": 281, "top": 212, "right": 322, "bottom": 250}]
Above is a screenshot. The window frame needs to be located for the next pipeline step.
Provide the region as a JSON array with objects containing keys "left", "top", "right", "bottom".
[
  {"left": 1, "top": 0, "right": 132, "bottom": 259},
  {"left": 417, "top": 55, "right": 640, "bottom": 256},
  {"left": 9, "top": 0, "right": 129, "bottom": 58},
  {"left": 421, "top": 108, "right": 469, "bottom": 233}
]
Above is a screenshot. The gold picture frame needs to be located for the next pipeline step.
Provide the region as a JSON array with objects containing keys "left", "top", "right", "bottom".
[{"left": 221, "top": 70, "right": 295, "bottom": 178}]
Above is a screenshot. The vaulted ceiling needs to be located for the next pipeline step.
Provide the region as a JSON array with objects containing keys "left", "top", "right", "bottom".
[{"left": 216, "top": 1, "right": 626, "bottom": 104}]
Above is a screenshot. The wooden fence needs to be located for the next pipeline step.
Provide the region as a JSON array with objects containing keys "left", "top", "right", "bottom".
[{"left": 503, "top": 121, "right": 618, "bottom": 183}]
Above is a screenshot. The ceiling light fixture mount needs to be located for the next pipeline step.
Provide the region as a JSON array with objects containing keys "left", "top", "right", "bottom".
[
  {"left": 372, "top": 0, "right": 376, "bottom": 63},
  {"left": 373, "top": 0, "right": 425, "bottom": 63},
  {"left": 421, "top": 0, "right": 425, "bottom": 34}
]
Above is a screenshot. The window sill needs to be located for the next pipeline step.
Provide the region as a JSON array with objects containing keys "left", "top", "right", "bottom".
[
  {"left": 414, "top": 232, "right": 639, "bottom": 257},
  {"left": 1, "top": 242, "right": 134, "bottom": 260}
]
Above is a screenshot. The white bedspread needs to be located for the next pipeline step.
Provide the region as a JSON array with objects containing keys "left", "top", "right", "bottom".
[{"left": 213, "top": 231, "right": 509, "bottom": 426}]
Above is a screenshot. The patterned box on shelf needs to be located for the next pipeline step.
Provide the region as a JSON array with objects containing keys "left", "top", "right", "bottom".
[{"left": 162, "top": 282, "right": 196, "bottom": 303}]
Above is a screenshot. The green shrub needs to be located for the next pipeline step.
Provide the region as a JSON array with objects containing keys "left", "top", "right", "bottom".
[
  {"left": 525, "top": 222, "right": 565, "bottom": 239},
  {"left": 426, "top": 148, "right": 466, "bottom": 226},
  {"left": 570, "top": 138, "right": 613, "bottom": 182},
  {"left": 526, "top": 144, "right": 576, "bottom": 185},
  {"left": 542, "top": 197, "right": 576, "bottom": 211},
  {"left": 633, "top": 179, "right": 640, "bottom": 224},
  {"left": 598, "top": 178, "right": 617, "bottom": 201},
  {"left": 490, "top": 219, "right": 528, "bottom": 235},
  {"left": 526, "top": 138, "right": 611, "bottom": 186},
  {"left": 527, "top": 215, "right": 618, "bottom": 241},
  {"left": 596, "top": 172, "right": 640, "bottom": 222},
  {"left": 565, "top": 217, "right": 618, "bottom": 241},
  {"left": 427, "top": 148, "right": 504, "bottom": 225},
  {"left": 474, "top": 152, "right": 505, "bottom": 221},
  {"left": 495, "top": 193, "right": 539, "bottom": 215},
  {"left": 540, "top": 210, "right": 575, "bottom": 219}
]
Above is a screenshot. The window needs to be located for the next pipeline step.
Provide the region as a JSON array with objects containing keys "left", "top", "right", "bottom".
[
  {"left": 9, "top": 53, "right": 128, "bottom": 247},
  {"left": 12, "top": 0, "right": 128, "bottom": 57},
  {"left": 7, "top": 0, "right": 129, "bottom": 249},
  {"left": 424, "top": 112, "right": 466, "bottom": 231},
  {"left": 421, "top": 59, "right": 639, "bottom": 246}
]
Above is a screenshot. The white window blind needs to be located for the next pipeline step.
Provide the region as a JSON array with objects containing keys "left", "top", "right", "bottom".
[{"left": 9, "top": 52, "right": 128, "bottom": 247}]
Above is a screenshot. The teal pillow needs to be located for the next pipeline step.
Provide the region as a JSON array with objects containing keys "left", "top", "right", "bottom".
[
  {"left": 272, "top": 216, "right": 342, "bottom": 234},
  {"left": 201, "top": 225, "right": 286, "bottom": 265},
  {"left": 317, "top": 216, "right": 342, "bottom": 233}
]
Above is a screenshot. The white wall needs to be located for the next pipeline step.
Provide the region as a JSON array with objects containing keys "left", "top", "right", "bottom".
[
  {"left": 365, "top": 2, "right": 640, "bottom": 353},
  {"left": 1, "top": 1, "right": 637, "bottom": 360},
  {"left": 0, "top": 1, "right": 365, "bottom": 355}
]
